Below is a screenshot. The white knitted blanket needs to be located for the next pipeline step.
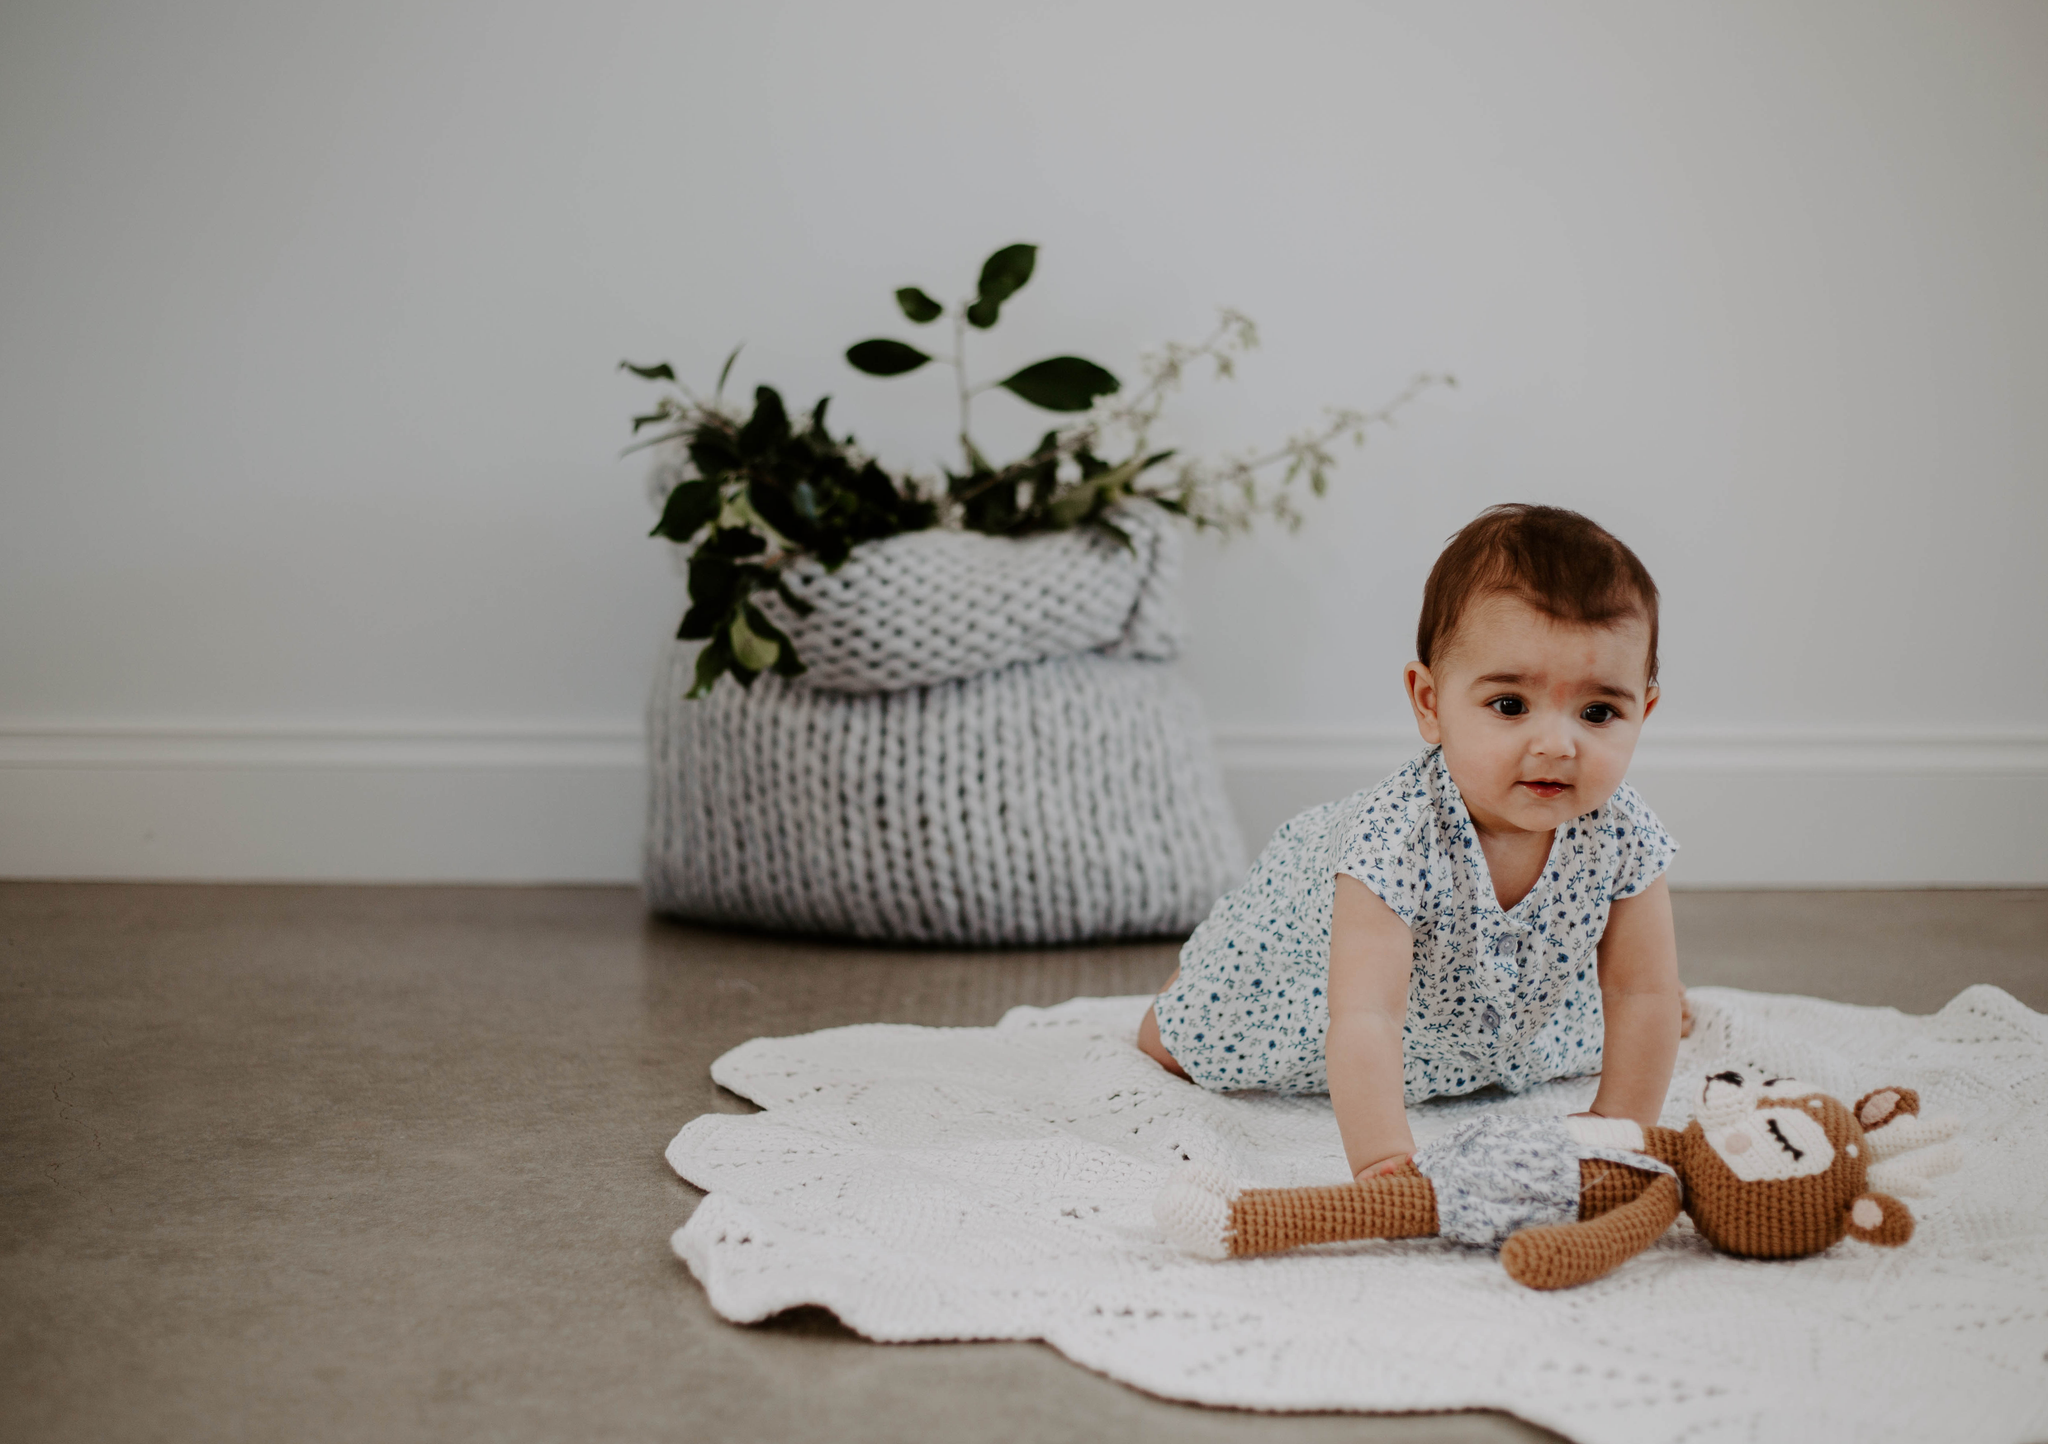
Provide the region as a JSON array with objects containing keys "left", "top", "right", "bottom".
[{"left": 666, "top": 985, "right": 2048, "bottom": 1444}]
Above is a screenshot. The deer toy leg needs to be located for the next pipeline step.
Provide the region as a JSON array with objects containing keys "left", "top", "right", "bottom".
[{"left": 1155, "top": 1162, "right": 1440, "bottom": 1260}]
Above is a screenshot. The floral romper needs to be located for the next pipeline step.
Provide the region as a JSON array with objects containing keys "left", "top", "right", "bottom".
[{"left": 1151, "top": 746, "right": 1677, "bottom": 1101}]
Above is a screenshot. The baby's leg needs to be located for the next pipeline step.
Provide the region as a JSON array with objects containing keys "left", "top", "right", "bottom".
[{"left": 1137, "top": 971, "right": 1191, "bottom": 1079}]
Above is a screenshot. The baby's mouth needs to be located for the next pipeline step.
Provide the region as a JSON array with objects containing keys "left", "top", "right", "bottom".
[{"left": 1516, "top": 780, "right": 1571, "bottom": 799}]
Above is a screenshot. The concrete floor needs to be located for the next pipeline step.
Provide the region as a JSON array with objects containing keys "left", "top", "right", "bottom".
[{"left": 4, "top": 884, "right": 2045, "bottom": 1444}]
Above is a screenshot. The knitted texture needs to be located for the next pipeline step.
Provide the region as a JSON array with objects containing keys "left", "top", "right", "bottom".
[
  {"left": 666, "top": 985, "right": 2048, "bottom": 1444},
  {"left": 1164, "top": 1122, "right": 1693, "bottom": 1289},
  {"left": 1673, "top": 1081, "right": 1918, "bottom": 1259},
  {"left": 645, "top": 505, "right": 1243, "bottom": 945},
  {"left": 644, "top": 659, "right": 1245, "bottom": 946},
  {"left": 758, "top": 504, "right": 1183, "bottom": 694},
  {"left": 1499, "top": 1173, "right": 1684, "bottom": 1291},
  {"left": 1226, "top": 1170, "right": 1438, "bottom": 1255},
  {"left": 1182, "top": 1080, "right": 1926, "bottom": 1287},
  {"left": 1412, "top": 1115, "right": 1588, "bottom": 1247},
  {"left": 1577, "top": 1154, "right": 1665, "bottom": 1216}
]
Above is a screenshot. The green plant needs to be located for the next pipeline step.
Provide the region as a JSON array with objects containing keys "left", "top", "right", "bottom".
[
  {"left": 623, "top": 244, "right": 1450, "bottom": 697},
  {"left": 620, "top": 356, "right": 936, "bottom": 696},
  {"left": 842, "top": 242, "right": 1142, "bottom": 536}
]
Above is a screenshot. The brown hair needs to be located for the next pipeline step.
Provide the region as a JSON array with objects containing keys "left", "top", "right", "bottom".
[{"left": 1416, "top": 504, "right": 1660, "bottom": 683}]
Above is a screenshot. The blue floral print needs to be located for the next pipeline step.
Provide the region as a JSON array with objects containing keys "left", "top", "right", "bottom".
[
  {"left": 1414, "top": 1115, "right": 1676, "bottom": 1248},
  {"left": 1152, "top": 746, "right": 1677, "bottom": 1100}
]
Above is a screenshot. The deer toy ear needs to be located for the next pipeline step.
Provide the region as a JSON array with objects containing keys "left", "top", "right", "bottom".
[
  {"left": 1843, "top": 1192, "right": 1914, "bottom": 1247},
  {"left": 1853, "top": 1087, "right": 1920, "bottom": 1131}
]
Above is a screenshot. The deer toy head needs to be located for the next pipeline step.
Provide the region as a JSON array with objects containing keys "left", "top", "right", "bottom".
[{"left": 1675, "top": 1069, "right": 1917, "bottom": 1257}]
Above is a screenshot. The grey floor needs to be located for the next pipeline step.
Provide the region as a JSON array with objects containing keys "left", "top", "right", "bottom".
[{"left": 5, "top": 884, "right": 2045, "bottom": 1444}]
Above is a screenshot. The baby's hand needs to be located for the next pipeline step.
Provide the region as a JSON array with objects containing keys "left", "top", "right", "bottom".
[{"left": 1354, "top": 1152, "right": 1412, "bottom": 1182}]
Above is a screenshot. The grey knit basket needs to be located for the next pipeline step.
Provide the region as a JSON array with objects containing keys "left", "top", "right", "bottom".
[{"left": 644, "top": 506, "right": 1246, "bottom": 945}]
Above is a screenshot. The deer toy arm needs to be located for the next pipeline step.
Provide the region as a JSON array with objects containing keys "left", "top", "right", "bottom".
[{"left": 1498, "top": 1171, "right": 1683, "bottom": 1290}]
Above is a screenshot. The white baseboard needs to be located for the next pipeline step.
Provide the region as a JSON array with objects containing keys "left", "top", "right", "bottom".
[
  {"left": 2, "top": 722, "right": 2043, "bottom": 886},
  {"left": 0, "top": 725, "right": 645, "bottom": 883},
  {"left": 1216, "top": 728, "right": 2048, "bottom": 888}
]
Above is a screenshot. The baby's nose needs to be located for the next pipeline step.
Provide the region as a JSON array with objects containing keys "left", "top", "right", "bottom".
[{"left": 1528, "top": 718, "right": 1577, "bottom": 755}]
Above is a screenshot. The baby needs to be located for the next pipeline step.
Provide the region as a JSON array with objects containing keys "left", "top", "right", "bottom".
[{"left": 1139, "top": 503, "right": 1685, "bottom": 1181}]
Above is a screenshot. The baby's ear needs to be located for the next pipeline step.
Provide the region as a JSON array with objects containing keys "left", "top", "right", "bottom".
[
  {"left": 1843, "top": 1192, "right": 1914, "bottom": 1247},
  {"left": 1854, "top": 1087, "right": 1920, "bottom": 1131}
]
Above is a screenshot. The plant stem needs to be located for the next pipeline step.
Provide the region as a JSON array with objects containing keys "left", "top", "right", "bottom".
[
  {"left": 1231, "top": 372, "right": 1451, "bottom": 470},
  {"left": 953, "top": 307, "right": 973, "bottom": 467}
]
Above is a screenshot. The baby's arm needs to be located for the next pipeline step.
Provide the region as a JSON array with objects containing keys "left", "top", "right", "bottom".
[
  {"left": 1587, "top": 874, "right": 1683, "bottom": 1127},
  {"left": 1327, "top": 874, "right": 1418, "bottom": 1179}
]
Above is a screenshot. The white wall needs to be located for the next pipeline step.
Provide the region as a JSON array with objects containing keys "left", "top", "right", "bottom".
[{"left": 3, "top": 1, "right": 2045, "bottom": 884}]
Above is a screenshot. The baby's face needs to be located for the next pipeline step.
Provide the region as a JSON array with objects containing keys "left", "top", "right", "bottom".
[{"left": 1406, "top": 593, "right": 1658, "bottom": 837}]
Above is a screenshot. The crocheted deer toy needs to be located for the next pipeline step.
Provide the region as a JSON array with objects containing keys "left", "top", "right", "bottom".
[{"left": 1155, "top": 1069, "right": 1958, "bottom": 1290}]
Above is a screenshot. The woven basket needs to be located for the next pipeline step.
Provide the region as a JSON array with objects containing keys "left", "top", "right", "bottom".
[{"left": 644, "top": 506, "right": 1246, "bottom": 945}]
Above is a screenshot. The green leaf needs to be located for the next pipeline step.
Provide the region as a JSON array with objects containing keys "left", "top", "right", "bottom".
[
  {"left": 685, "top": 555, "right": 737, "bottom": 616},
  {"left": 977, "top": 243, "right": 1036, "bottom": 305},
  {"left": 808, "top": 396, "right": 831, "bottom": 435},
  {"left": 746, "top": 480, "right": 810, "bottom": 544},
  {"left": 846, "top": 339, "right": 931, "bottom": 376},
  {"left": 894, "top": 287, "right": 943, "bottom": 324},
  {"left": 965, "top": 244, "right": 1035, "bottom": 329},
  {"left": 650, "top": 479, "right": 720, "bottom": 542},
  {"left": 1019, "top": 429, "right": 1063, "bottom": 510},
  {"left": 676, "top": 601, "right": 721, "bottom": 640},
  {"left": 727, "top": 608, "right": 781, "bottom": 673},
  {"left": 847, "top": 460, "right": 896, "bottom": 512},
  {"left": 1045, "top": 482, "right": 1104, "bottom": 528},
  {"left": 770, "top": 574, "right": 817, "bottom": 617},
  {"left": 1091, "top": 452, "right": 1153, "bottom": 492},
  {"left": 687, "top": 429, "right": 740, "bottom": 477},
  {"left": 743, "top": 603, "right": 806, "bottom": 678},
  {"left": 715, "top": 344, "right": 742, "bottom": 398},
  {"left": 630, "top": 409, "right": 671, "bottom": 434},
  {"left": 1045, "top": 452, "right": 1150, "bottom": 528},
  {"left": 620, "top": 360, "right": 675, "bottom": 382},
  {"left": 791, "top": 481, "right": 821, "bottom": 526},
  {"left": 1093, "top": 517, "right": 1135, "bottom": 553},
  {"left": 686, "top": 635, "right": 731, "bottom": 696},
  {"left": 997, "top": 356, "right": 1120, "bottom": 412},
  {"left": 737, "top": 386, "right": 790, "bottom": 456},
  {"left": 702, "top": 527, "right": 767, "bottom": 558}
]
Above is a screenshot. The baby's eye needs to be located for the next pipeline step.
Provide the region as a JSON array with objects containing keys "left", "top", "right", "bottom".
[
  {"left": 1488, "top": 696, "right": 1527, "bottom": 718},
  {"left": 1581, "top": 704, "right": 1617, "bottom": 725}
]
